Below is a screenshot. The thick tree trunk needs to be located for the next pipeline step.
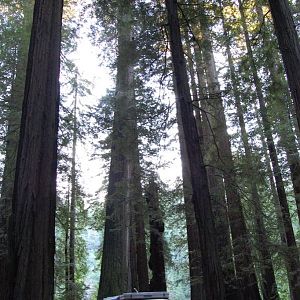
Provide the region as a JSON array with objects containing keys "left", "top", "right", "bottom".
[
  {"left": 237, "top": 1, "right": 300, "bottom": 298},
  {"left": 0, "top": 1, "right": 33, "bottom": 285},
  {"left": 165, "top": 1, "right": 225, "bottom": 298},
  {"left": 3, "top": 0, "right": 63, "bottom": 298},
  {"left": 98, "top": 1, "right": 149, "bottom": 297},
  {"left": 146, "top": 178, "right": 167, "bottom": 292},
  {"left": 98, "top": 3, "right": 134, "bottom": 298},
  {"left": 268, "top": 0, "right": 300, "bottom": 129}
]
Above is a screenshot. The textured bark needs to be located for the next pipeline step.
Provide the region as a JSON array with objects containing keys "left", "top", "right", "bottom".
[
  {"left": 98, "top": 1, "right": 149, "bottom": 297},
  {"left": 204, "top": 52, "right": 260, "bottom": 300},
  {"left": 129, "top": 148, "right": 149, "bottom": 292},
  {"left": 165, "top": 1, "right": 225, "bottom": 298},
  {"left": 98, "top": 2, "right": 134, "bottom": 298},
  {"left": 268, "top": 0, "right": 300, "bottom": 129},
  {"left": 146, "top": 179, "right": 167, "bottom": 292},
  {"left": 194, "top": 47, "right": 243, "bottom": 299},
  {"left": 188, "top": 35, "right": 237, "bottom": 299},
  {"left": 126, "top": 101, "right": 149, "bottom": 292},
  {"left": 3, "top": 0, "right": 63, "bottom": 298},
  {"left": 195, "top": 13, "right": 260, "bottom": 298},
  {"left": 182, "top": 32, "right": 205, "bottom": 300},
  {"left": 237, "top": 0, "right": 300, "bottom": 298},
  {"left": 0, "top": 1, "right": 33, "bottom": 284}
]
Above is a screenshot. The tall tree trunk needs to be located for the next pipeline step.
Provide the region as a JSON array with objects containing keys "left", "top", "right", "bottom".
[
  {"left": 127, "top": 91, "right": 149, "bottom": 292},
  {"left": 130, "top": 158, "right": 149, "bottom": 292},
  {"left": 204, "top": 50, "right": 260, "bottom": 300},
  {"left": 146, "top": 178, "right": 167, "bottom": 292},
  {"left": 0, "top": 0, "right": 33, "bottom": 284},
  {"left": 255, "top": 0, "right": 300, "bottom": 228},
  {"left": 68, "top": 73, "right": 78, "bottom": 300},
  {"left": 186, "top": 32, "right": 237, "bottom": 299},
  {"left": 184, "top": 34, "right": 205, "bottom": 300},
  {"left": 220, "top": 8, "right": 279, "bottom": 299},
  {"left": 4, "top": 0, "right": 63, "bottom": 298},
  {"left": 194, "top": 12, "right": 260, "bottom": 297},
  {"left": 268, "top": 0, "right": 300, "bottom": 129},
  {"left": 275, "top": 100, "right": 300, "bottom": 227},
  {"left": 237, "top": 0, "right": 300, "bottom": 298},
  {"left": 176, "top": 41, "right": 204, "bottom": 297},
  {"left": 98, "top": 1, "right": 135, "bottom": 298},
  {"left": 65, "top": 183, "right": 70, "bottom": 298},
  {"left": 165, "top": 1, "right": 225, "bottom": 298},
  {"left": 256, "top": 104, "right": 294, "bottom": 297}
]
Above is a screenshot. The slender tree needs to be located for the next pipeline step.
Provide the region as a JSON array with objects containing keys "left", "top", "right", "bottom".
[
  {"left": 255, "top": 0, "right": 300, "bottom": 228},
  {"left": 68, "top": 71, "right": 79, "bottom": 300},
  {"left": 220, "top": 5, "right": 279, "bottom": 298},
  {"left": 236, "top": 0, "right": 300, "bottom": 298}
]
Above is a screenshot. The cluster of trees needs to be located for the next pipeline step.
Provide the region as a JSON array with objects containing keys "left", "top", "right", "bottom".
[{"left": 1, "top": 0, "right": 300, "bottom": 299}]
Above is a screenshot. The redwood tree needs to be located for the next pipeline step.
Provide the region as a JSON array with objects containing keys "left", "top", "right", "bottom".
[
  {"left": 165, "top": 0, "right": 225, "bottom": 298},
  {"left": 268, "top": 0, "right": 300, "bottom": 129},
  {"left": 3, "top": 0, "right": 63, "bottom": 299}
]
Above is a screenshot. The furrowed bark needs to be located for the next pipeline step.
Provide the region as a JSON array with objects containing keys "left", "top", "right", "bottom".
[
  {"left": 165, "top": 1, "right": 225, "bottom": 298},
  {"left": 4, "top": 0, "right": 63, "bottom": 298}
]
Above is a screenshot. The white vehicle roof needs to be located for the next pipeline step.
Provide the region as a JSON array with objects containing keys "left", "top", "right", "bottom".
[{"left": 104, "top": 292, "right": 169, "bottom": 300}]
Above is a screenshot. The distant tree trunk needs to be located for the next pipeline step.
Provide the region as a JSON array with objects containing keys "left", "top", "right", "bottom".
[
  {"left": 4, "top": 0, "right": 63, "bottom": 298},
  {"left": 65, "top": 185, "right": 70, "bottom": 298},
  {"left": 255, "top": 105, "right": 287, "bottom": 244},
  {"left": 0, "top": 0, "right": 33, "bottom": 285},
  {"left": 165, "top": 1, "right": 225, "bottom": 298},
  {"left": 185, "top": 32, "right": 237, "bottom": 299},
  {"left": 68, "top": 73, "right": 78, "bottom": 300},
  {"left": 204, "top": 52, "right": 260, "bottom": 300},
  {"left": 220, "top": 8, "right": 279, "bottom": 299},
  {"left": 268, "top": 0, "right": 300, "bottom": 129},
  {"left": 146, "top": 178, "right": 167, "bottom": 292},
  {"left": 176, "top": 43, "right": 204, "bottom": 297},
  {"left": 256, "top": 105, "right": 295, "bottom": 297},
  {"left": 98, "top": 1, "right": 139, "bottom": 298},
  {"left": 194, "top": 46, "right": 244, "bottom": 299},
  {"left": 129, "top": 143, "right": 149, "bottom": 292},
  {"left": 237, "top": 0, "right": 300, "bottom": 298},
  {"left": 193, "top": 14, "right": 260, "bottom": 298},
  {"left": 126, "top": 87, "right": 149, "bottom": 291},
  {"left": 255, "top": 0, "right": 300, "bottom": 229}
]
